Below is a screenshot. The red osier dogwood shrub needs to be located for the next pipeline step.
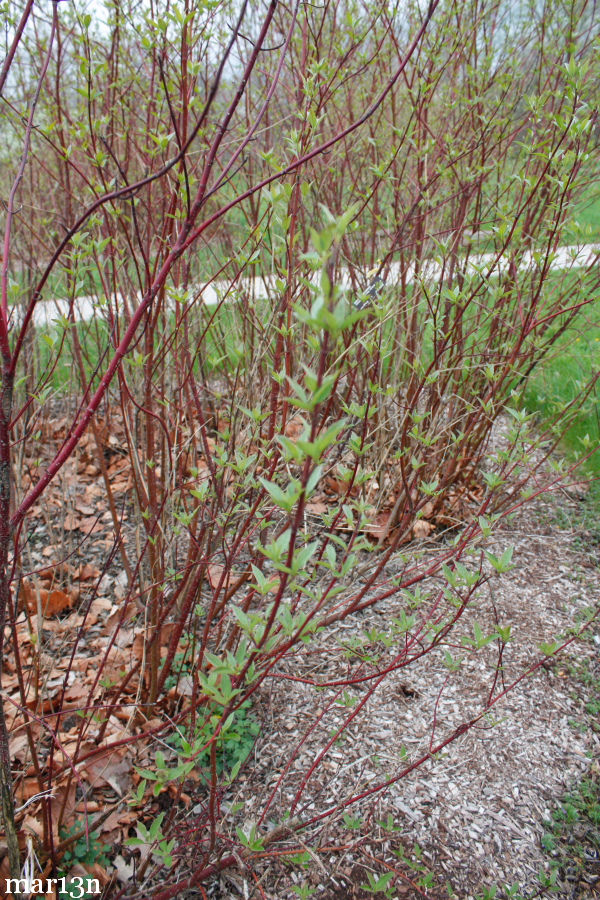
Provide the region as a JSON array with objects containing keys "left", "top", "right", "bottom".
[{"left": 0, "top": 0, "right": 598, "bottom": 894}]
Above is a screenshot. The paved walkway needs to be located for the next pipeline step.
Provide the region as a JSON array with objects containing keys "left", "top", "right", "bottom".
[{"left": 19, "top": 242, "right": 600, "bottom": 329}]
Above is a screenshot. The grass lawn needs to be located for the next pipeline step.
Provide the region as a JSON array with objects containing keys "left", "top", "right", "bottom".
[
  {"left": 523, "top": 315, "right": 600, "bottom": 479},
  {"left": 571, "top": 186, "right": 600, "bottom": 240}
]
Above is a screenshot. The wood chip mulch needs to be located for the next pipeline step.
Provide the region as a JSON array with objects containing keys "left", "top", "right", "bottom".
[{"left": 213, "top": 486, "right": 600, "bottom": 900}]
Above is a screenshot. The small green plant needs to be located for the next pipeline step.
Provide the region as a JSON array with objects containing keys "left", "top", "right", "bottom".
[
  {"left": 361, "top": 870, "right": 395, "bottom": 896},
  {"left": 126, "top": 811, "right": 176, "bottom": 867},
  {"left": 342, "top": 812, "right": 363, "bottom": 831},
  {"left": 586, "top": 697, "right": 600, "bottom": 723},
  {"left": 131, "top": 702, "right": 260, "bottom": 802},
  {"left": 284, "top": 850, "right": 312, "bottom": 868},
  {"left": 394, "top": 843, "right": 436, "bottom": 891},
  {"left": 57, "top": 822, "right": 111, "bottom": 899},
  {"left": 475, "top": 881, "right": 530, "bottom": 900},
  {"left": 290, "top": 883, "right": 317, "bottom": 899},
  {"left": 477, "top": 887, "right": 497, "bottom": 900},
  {"left": 159, "top": 647, "right": 193, "bottom": 692},
  {"left": 540, "top": 773, "right": 600, "bottom": 895},
  {"left": 235, "top": 822, "right": 265, "bottom": 852},
  {"left": 166, "top": 700, "right": 260, "bottom": 783},
  {"left": 538, "top": 866, "right": 560, "bottom": 891},
  {"left": 59, "top": 822, "right": 110, "bottom": 871},
  {"left": 377, "top": 813, "right": 401, "bottom": 832},
  {"left": 541, "top": 831, "right": 557, "bottom": 853},
  {"left": 134, "top": 748, "right": 196, "bottom": 798}
]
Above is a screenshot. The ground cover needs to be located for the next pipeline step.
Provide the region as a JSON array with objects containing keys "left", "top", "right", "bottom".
[{"left": 1, "top": 408, "right": 598, "bottom": 899}]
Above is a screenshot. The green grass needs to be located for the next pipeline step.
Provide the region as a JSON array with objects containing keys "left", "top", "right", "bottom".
[
  {"left": 523, "top": 318, "right": 600, "bottom": 477},
  {"left": 27, "top": 298, "right": 249, "bottom": 396},
  {"left": 519, "top": 178, "right": 600, "bottom": 477},
  {"left": 569, "top": 188, "right": 600, "bottom": 241}
]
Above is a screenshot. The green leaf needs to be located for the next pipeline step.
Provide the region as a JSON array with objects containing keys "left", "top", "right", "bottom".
[
  {"left": 342, "top": 812, "right": 362, "bottom": 830},
  {"left": 485, "top": 546, "right": 514, "bottom": 573},
  {"left": 236, "top": 823, "right": 265, "bottom": 851},
  {"left": 258, "top": 477, "right": 301, "bottom": 512},
  {"left": 362, "top": 871, "right": 394, "bottom": 893},
  {"left": 496, "top": 624, "right": 512, "bottom": 643},
  {"left": 305, "top": 465, "right": 323, "bottom": 496}
]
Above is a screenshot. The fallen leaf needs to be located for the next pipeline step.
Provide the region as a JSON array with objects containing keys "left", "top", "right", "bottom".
[
  {"left": 133, "top": 623, "right": 179, "bottom": 660},
  {"left": 363, "top": 512, "right": 393, "bottom": 541},
  {"left": 113, "top": 854, "right": 136, "bottom": 884},
  {"left": 79, "top": 517, "right": 104, "bottom": 535},
  {"left": 324, "top": 476, "right": 347, "bottom": 495},
  {"left": 412, "top": 519, "right": 435, "bottom": 539},
  {"left": 284, "top": 417, "right": 304, "bottom": 438},
  {"left": 207, "top": 564, "right": 225, "bottom": 588},
  {"left": 167, "top": 674, "right": 195, "bottom": 698},
  {"left": 9, "top": 732, "right": 30, "bottom": 762},
  {"left": 15, "top": 777, "right": 42, "bottom": 806},
  {"left": 111, "top": 477, "right": 132, "bottom": 492},
  {"left": 44, "top": 589, "right": 75, "bottom": 616},
  {"left": 81, "top": 747, "right": 132, "bottom": 796},
  {"left": 62, "top": 681, "right": 92, "bottom": 705},
  {"left": 21, "top": 581, "right": 75, "bottom": 616},
  {"left": 63, "top": 513, "right": 80, "bottom": 531}
]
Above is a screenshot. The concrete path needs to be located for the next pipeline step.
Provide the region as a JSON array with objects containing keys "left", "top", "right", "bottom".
[{"left": 18, "top": 242, "right": 600, "bottom": 329}]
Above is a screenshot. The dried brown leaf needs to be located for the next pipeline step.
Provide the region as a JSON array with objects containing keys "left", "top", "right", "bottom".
[{"left": 412, "top": 519, "right": 435, "bottom": 539}]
